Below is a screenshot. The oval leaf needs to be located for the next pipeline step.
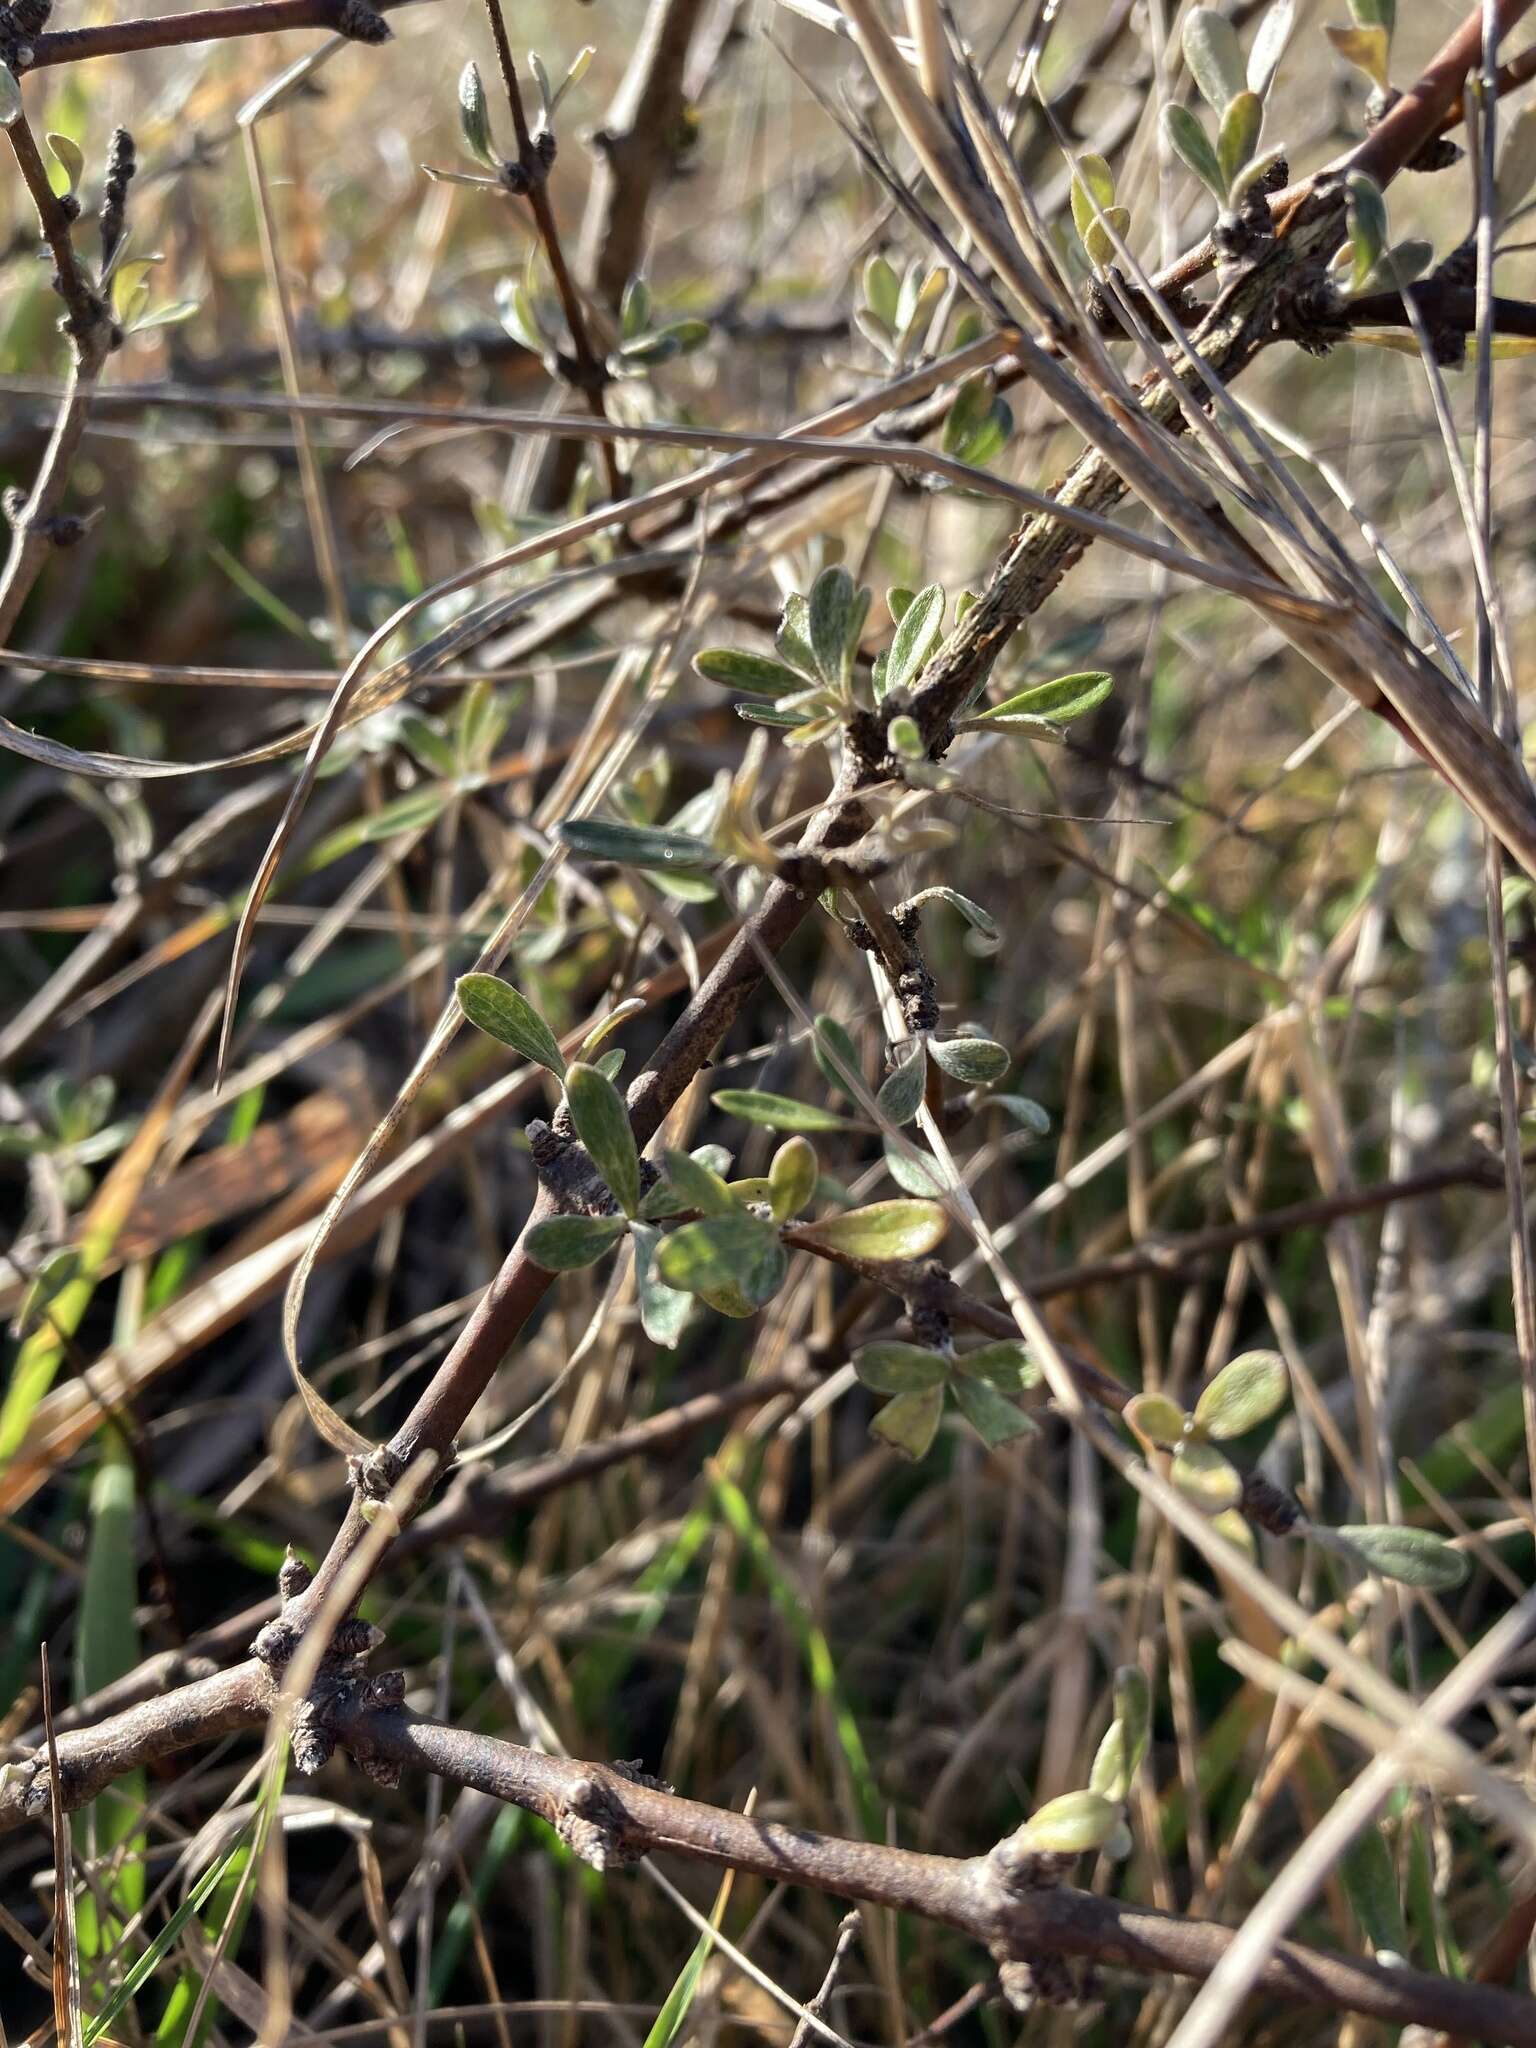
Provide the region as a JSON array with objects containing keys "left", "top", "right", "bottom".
[
  {"left": 954, "top": 1340, "right": 1040, "bottom": 1391},
  {"left": 1017, "top": 1790, "right": 1120, "bottom": 1855},
  {"left": 649, "top": 1147, "right": 738, "bottom": 1219},
  {"left": 952, "top": 1373, "right": 1035, "bottom": 1449},
  {"left": 632, "top": 1220, "right": 692, "bottom": 1347},
  {"left": 525, "top": 1214, "right": 628, "bottom": 1271},
  {"left": 458, "top": 61, "right": 495, "bottom": 165},
  {"left": 1171, "top": 1437, "right": 1243, "bottom": 1512},
  {"left": 565, "top": 1062, "right": 640, "bottom": 1217},
  {"left": 768, "top": 1135, "right": 817, "bottom": 1222},
  {"left": 1217, "top": 91, "right": 1263, "bottom": 187},
  {"left": 885, "top": 582, "right": 945, "bottom": 694},
  {"left": 456, "top": 973, "right": 565, "bottom": 1076},
  {"left": 1193, "top": 1349, "right": 1288, "bottom": 1439},
  {"left": 1163, "top": 103, "right": 1225, "bottom": 200},
  {"left": 693, "top": 648, "right": 804, "bottom": 698},
  {"left": 930, "top": 1036, "right": 1009, "bottom": 1086},
  {"left": 1334, "top": 1525, "right": 1469, "bottom": 1592},
  {"left": 853, "top": 1342, "right": 947, "bottom": 1394},
  {"left": 808, "top": 565, "right": 857, "bottom": 688},
  {"left": 796, "top": 1198, "right": 947, "bottom": 1262},
  {"left": 1125, "top": 1392, "right": 1188, "bottom": 1448},
  {"left": 870, "top": 1384, "right": 945, "bottom": 1460},
  {"left": 656, "top": 1212, "right": 786, "bottom": 1308},
  {"left": 1183, "top": 6, "right": 1246, "bottom": 110},
  {"left": 877, "top": 1044, "right": 927, "bottom": 1126}
]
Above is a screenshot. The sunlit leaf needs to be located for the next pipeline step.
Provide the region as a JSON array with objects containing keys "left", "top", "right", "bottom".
[
  {"left": 795, "top": 1198, "right": 947, "bottom": 1262},
  {"left": 456, "top": 973, "right": 565, "bottom": 1076},
  {"left": 975, "top": 671, "right": 1113, "bottom": 728},
  {"left": 808, "top": 565, "right": 858, "bottom": 688},
  {"left": 885, "top": 582, "right": 945, "bottom": 695},
  {"left": 1247, "top": 0, "right": 1295, "bottom": 94},
  {"left": 768, "top": 1135, "right": 818, "bottom": 1222},
  {"left": 458, "top": 61, "right": 496, "bottom": 165},
  {"left": 1126, "top": 1392, "right": 1188, "bottom": 1448},
  {"left": 1193, "top": 1349, "right": 1289, "bottom": 1439},
  {"left": 1346, "top": 171, "right": 1388, "bottom": 292},
  {"left": 954, "top": 1340, "right": 1039, "bottom": 1391},
  {"left": 694, "top": 649, "right": 804, "bottom": 698},
  {"left": 557, "top": 817, "right": 718, "bottom": 871},
  {"left": 1171, "top": 1437, "right": 1243, "bottom": 1512},
  {"left": 1183, "top": 6, "right": 1247, "bottom": 110},
  {"left": 652, "top": 1147, "right": 738, "bottom": 1219},
  {"left": 1017, "top": 1789, "right": 1120, "bottom": 1854},
  {"left": 566, "top": 1062, "right": 640, "bottom": 1217},
  {"left": 1325, "top": 22, "right": 1390, "bottom": 91},
  {"left": 1217, "top": 91, "right": 1263, "bottom": 188}
]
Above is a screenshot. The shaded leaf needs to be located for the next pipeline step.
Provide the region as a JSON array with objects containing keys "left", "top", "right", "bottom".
[
  {"left": 1497, "top": 102, "right": 1536, "bottom": 226},
  {"left": 711, "top": 1087, "right": 852, "bottom": 1132},
  {"left": 632, "top": 1221, "right": 692, "bottom": 1347},
  {"left": 1069, "top": 152, "right": 1116, "bottom": 244},
  {"left": 1217, "top": 91, "right": 1263, "bottom": 188},
  {"left": 456, "top": 973, "right": 565, "bottom": 1076},
  {"left": 883, "top": 1138, "right": 947, "bottom": 1197},
  {"left": 954, "top": 1340, "right": 1040, "bottom": 1391},
  {"left": 952, "top": 1373, "right": 1035, "bottom": 1448},
  {"left": 694, "top": 648, "right": 803, "bottom": 697},
  {"left": 653, "top": 1147, "right": 737, "bottom": 1218},
  {"left": 813, "top": 1014, "right": 864, "bottom": 1096},
  {"left": 995, "top": 1093, "right": 1051, "bottom": 1134},
  {"left": 557, "top": 817, "right": 717, "bottom": 871},
  {"left": 1343, "top": 1826, "right": 1409, "bottom": 1959},
  {"left": 870, "top": 1384, "right": 945, "bottom": 1459},
  {"left": 1333, "top": 1524, "right": 1469, "bottom": 1591},
  {"left": 525, "top": 1214, "right": 628, "bottom": 1271},
  {"left": 1163, "top": 103, "right": 1225, "bottom": 199},
  {"left": 458, "top": 61, "right": 496, "bottom": 165},
  {"left": 1346, "top": 171, "right": 1388, "bottom": 292},
  {"left": 863, "top": 252, "right": 900, "bottom": 327},
  {"left": 878, "top": 1043, "right": 927, "bottom": 1125},
  {"left": 853, "top": 1342, "right": 947, "bottom": 1394}
]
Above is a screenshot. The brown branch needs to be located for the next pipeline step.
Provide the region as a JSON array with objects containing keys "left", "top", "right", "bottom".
[
  {"left": 324, "top": 1708, "right": 1536, "bottom": 2045},
  {"left": 23, "top": 0, "right": 410, "bottom": 69},
  {"left": 1344, "top": 282, "right": 1536, "bottom": 342}
]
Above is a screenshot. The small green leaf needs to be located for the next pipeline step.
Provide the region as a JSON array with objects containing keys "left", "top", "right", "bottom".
[
  {"left": 976, "top": 671, "right": 1113, "bottom": 728},
  {"left": 1083, "top": 206, "right": 1132, "bottom": 270},
  {"left": 1247, "top": 0, "right": 1295, "bottom": 94},
  {"left": 813, "top": 1014, "right": 863, "bottom": 1097},
  {"left": 654, "top": 1147, "right": 737, "bottom": 1218},
  {"left": 1163, "top": 103, "right": 1226, "bottom": 200},
  {"left": 1346, "top": 171, "right": 1388, "bottom": 292},
  {"left": 1325, "top": 22, "right": 1390, "bottom": 91},
  {"left": 458, "top": 61, "right": 496, "bottom": 165},
  {"left": 885, "top": 582, "right": 945, "bottom": 694},
  {"left": 942, "top": 374, "right": 1012, "bottom": 468},
  {"left": 883, "top": 1139, "right": 947, "bottom": 1198},
  {"left": 930, "top": 1036, "right": 1009, "bottom": 1085},
  {"left": 1193, "top": 1350, "right": 1288, "bottom": 1439},
  {"left": 853, "top": 1342, "right": 948, "bottom": 1394},
  {"left": 47, "top": 132, "right": 85, "bottom": 195},
  {"left": 1343, "top": 1826, "right": 1409, "bottom": 1959},
  {"left": 954, "top": 1341, "right": 1040, "bottom": 1391},
  {"left": 657, "top": 1212, "right": 787, "bottom": 1308},
  {"left": 775, "top": 591, "right": 818, "bottom": 678},
  {"left": 1017, "top": 1790, "right": 1120, "bottom": 1855},
  {"left": 711, "top": 1088, "right": 852, "bottom": 1132},
  {"left": 995, "top": 1093, "right": 1051, "bottom": 1134},
  {"left": 878, "top": 1044, "right": 927, "bottom": 1125},
  {"left": 1126, "top": 1392, "right": 1189, "bottom": 1448},
  {"left": 1183, "top": 6, "right": 1247, "bottom": 111},
  {"left": 525, "top": 1214, "right": 628, "bottom": 1270},
  {"left": 1171, "top": 1438, "right": 1243, "bottom": 1512},
  {"left": 1090, "top": 1666, "right": 1151, "bottom": 1801},
  {"left": 1333, "top": 1525, "right": 1469, "bottom": 1591},
  {"left": 456, "top": 973, "right": 565, "bottom": 1076},
  {"left": 632, "top": 1221, "right": 692, "bottom": 1347},
  {"left": 768, "top": 1135, "right": 818, "bottom": 1222},
  {"left": 566, "top": 1062, "right": 640, "bottom": 1217},
  {"left": 796, "top": 1199, "right": 947, "bottom": 1262},
  {"left": 952, "top": 1373, "right": 1035, "bottom": 1448},
  {"left": 808, "top": 565, "right": 858, "bottom": 688},
  {"left": 1217, "top": 91, "right": 1263, "bottom": 188},
  {"left": 863, "top": 252, "right": 900, "bottom": 327},
  {"left": 0, "top": 63, "right": 23, "bottom": 127},
  {"left": 557, "top": 817, "right": 717, "bottom": 871},
  {"left": 870, "top": 1384, "right": 945, "bottom": 1459},
  {"left": 621, "top": 275, "right": 651, "bottom": 340},
  {"left": 1069, "top": 152, "right": 1116, "bottom": 245},
  {"left": 888, "top": 713, "right": 924, "bottom": 757},
  {"left": 693, "top": 648, "right": 804, "bottom": 697}
]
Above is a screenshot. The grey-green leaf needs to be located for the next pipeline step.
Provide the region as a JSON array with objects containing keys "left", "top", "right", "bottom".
[
  {"left": 525, "top": 1214, "right": 628, "bottom": 1270},
  {"left": 977, "top": 671, "right": 1113, "bottom": 727},
  {"left": 870, "top": 1385, "right": 945, "bottom": 1460},
  {"left": 930, "top": 1036, "right": 1010, "bottom": 1086},
  {"left": 1217, "top": 91, "right": 1263, "bottom": 187},
  {"left": 954, "top": 1341, "right": 1040, "bottom": 1391},
  {"left": 566, "top": 1062, "right": 640, "bottom": 1217},
  {"left": 1193, "top": 1349, "right": 1288, "bottom": 1439},
  {"left": 885, "top": 582, "right": 945, "bottom": 695},
  {"left": 1163, "top": 103, "right": 1226, "bottom": 199},
  {"left": 808, "top": 565, "right": 857, "bottom": 688},
  {"left": 657, "top": 1212, "right": 786, "bottom": 1307},
  {"left": 693, "top": 648, "right": 804, "bottom": 698},
  {"left": 711, "top": 1088, "right": 852, "bottom": 1132},
  {"left": 1247, "top": 0, "right": 1294, "bottom": 94},
  {"left": 458, "top": 61, "right": 496, "bottom": 164},
  {"left": 654, "top": 1147, "right": 738, "bottom": 1218},
  {"left": 632, "top": 1220, "right": 693, "bottom": 1346},
  {"left": 878, "top": 1044, "right": 927, "bottom": 1125},
  {"left": 457, "top": 973, "right": 565, "bottom": 1076},
  {"left": 952, "top": 1373, "right": 1036, "bottom": 1449},
  {"left": 853, "top": 1342, "right": 948, "bottom": 1394},
  {"left": 1183, "top": 5, "right": 1247, "bottom": 110},
  {"left": 1334, "top": 1524, "right": 1469, "bottom": 1591},
  {"left": 558, "top": 817, "right": 717, "bottom": 871},
  {"left": 813, "top": 1015, "right": 863, "bottom": 1097}
]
